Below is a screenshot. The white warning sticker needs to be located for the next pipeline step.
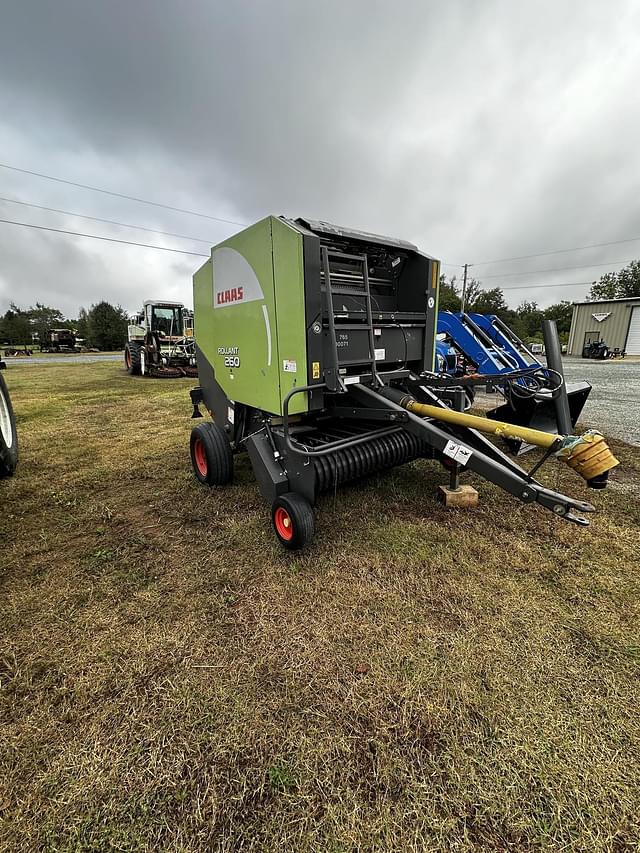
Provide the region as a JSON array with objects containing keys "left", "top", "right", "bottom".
[
  {"left": 374, "top": 348, "right": 386, "bottom": 361},
  {"left": 443, "top": 440, "right": 473, "bottom": 465},
  {"left": 228, "top": 406, "right": 235, "bottom": 424},
  {"left": 283, "top": 359, "right": 297, "bottom": 373}
]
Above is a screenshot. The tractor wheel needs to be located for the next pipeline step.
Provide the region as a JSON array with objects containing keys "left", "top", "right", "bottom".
[
  {"left": 0, "top": 372, "right": 18, "bottom": 478},
  {"left": 271, "top": 493, "right": 315, "bottom": 550},
  {"left": 125, "top": 342, "right": 142, "bottom": 375},
  {"left": 190, "top": 422, "right": 233, "bottom": 486}
]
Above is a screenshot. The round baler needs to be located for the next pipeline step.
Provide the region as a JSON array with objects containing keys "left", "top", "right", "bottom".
[{"left": 187, "top": 216, "right": 617, "bottom": 549}]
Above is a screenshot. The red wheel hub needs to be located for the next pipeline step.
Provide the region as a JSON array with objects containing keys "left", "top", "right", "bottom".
[
  {"left": 193, "top": 437, "right": 207, "bottom": 476},
  {"left": 274, "top": 507, "right": 294, "bottom": 541},
  {"left": 125, "top": 349, "right": 131, "bottom": 368}
]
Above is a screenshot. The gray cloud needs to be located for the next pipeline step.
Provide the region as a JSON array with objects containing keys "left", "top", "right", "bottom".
[{"left": 1, "top": 0, "right": 639, "bottom": 316}]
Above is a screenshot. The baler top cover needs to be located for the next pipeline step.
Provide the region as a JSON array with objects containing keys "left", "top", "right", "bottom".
[{"left": 296, "top": 218, "right": 422, "bottom": 253}]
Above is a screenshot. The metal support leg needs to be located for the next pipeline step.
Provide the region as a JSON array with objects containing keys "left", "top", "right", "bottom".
[
  {"left": 448, "top": 387, "right": 466, "bottom": 491},
  {"left": 543, "top": 319, "right": 572, "bottom": 436}
]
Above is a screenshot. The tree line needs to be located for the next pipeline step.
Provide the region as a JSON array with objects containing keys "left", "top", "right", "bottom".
[
  {"left": 437, "top": 278, "right": 573, "bottom": 342},
  {"left": 439, "top": 258, "right": 640, "bottom": 343},
  {"left": 589, "top": 259, "right": 640, "bottom": 301},
  {"left": 0, "top": 301, "right": 128, "bottom": 351}
]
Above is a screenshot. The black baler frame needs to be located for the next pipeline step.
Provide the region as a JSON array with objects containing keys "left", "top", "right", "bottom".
[{"left": 254, "top": 377, "right": 594, "bottom": 526}]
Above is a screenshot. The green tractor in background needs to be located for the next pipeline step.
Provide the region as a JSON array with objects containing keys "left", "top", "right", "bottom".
[{"left": 124, "top": 300, "right": 197, "bottom": 378}]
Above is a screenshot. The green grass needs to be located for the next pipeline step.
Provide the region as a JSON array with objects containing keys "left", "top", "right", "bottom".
[{"left": 1, "top": 362, "right": 639, "bottom": 851}]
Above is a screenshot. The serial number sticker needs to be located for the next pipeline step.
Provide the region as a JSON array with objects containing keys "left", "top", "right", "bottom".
[
  {"left": 374, "top": 348, "right": 385, "bottom": 361},
  {"left": 443, "top": 440, "right": 473, "bottom": 465},
  {"left": 283, "top": 359, "right": 297, "bottom": 373}
]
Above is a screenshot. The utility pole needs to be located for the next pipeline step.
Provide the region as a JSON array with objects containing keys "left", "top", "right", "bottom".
[{"left": 460, "top": 263, "right": 469, "bottom": 313}]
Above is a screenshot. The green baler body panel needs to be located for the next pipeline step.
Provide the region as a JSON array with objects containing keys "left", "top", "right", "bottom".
[{"left": 193, "top": 216, "right": 309, "bottom": 416}]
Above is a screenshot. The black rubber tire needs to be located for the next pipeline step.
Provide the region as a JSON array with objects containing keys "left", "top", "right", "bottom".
[
  {"left": 149, "top": 366, "right": 184, "bottom": 379},
  {"left": 190, "top": 421, "right": 233, "bottom": 486},
  {"left": 0, "top": 372, "right": 18, "bottom": 478},
  {"left": 125, "top": 342, "right": 142, "bottom": 375},
  {"left": 144, "top": 332, "right": 162, "bottom": 366},
  {"left": 271, "top": 493, "right": 315, "bottom": 550},
  {"left": 464, "top": 387, "right": 475, "bottom": 410}
]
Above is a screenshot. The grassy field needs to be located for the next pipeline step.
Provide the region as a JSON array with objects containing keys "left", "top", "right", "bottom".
[{"left": 1, "top": 362, "right": 639, "bottom": 852}]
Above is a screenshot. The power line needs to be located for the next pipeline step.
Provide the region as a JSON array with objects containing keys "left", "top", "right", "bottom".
[
  {"left": 0, "top": 195, "right": 213, "bottom": 245},
  {"left": 0, "top": 162, "right": 247, "bottom": 227},
  {"left": 3, "top": 160, "right": 639, "bottom": 278},
  {"left": 0, "top": 216, "right": 598, "bottom": 298},
  {"left": 0, "top": 161, "right": 475, "bottom": 267},
  {"left": 0, "top": 217, "right": 209, "bottom": 257},
  {"left": 480, "top": 257, "right": 634, "bottom": 280},
  {"left": 491, "top": 280, "right": 593, "bottom": 291},
  {"left": 2, "top": 159, "right": 627, "bottom": 278},
  {"left": 472, "top": 236, "right": 640, "bottom": 267}
]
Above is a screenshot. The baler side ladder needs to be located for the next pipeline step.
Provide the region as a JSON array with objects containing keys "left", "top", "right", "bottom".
[{"left": 320, "top": 246, "right": 382, "bottom": 391}]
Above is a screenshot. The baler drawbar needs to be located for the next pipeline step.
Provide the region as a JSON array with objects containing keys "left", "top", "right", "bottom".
[
  {"left": 380, "top": 389, "right": 618, "bottom": 489},
  {"left": 188, "top": 216, "right": 618, "bottom": 549}
]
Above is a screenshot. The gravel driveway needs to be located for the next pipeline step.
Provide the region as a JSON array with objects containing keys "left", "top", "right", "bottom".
[
  {"left": 561, "top": 357, "right": 640, "bottom": 447},
  {"left": 3, "top": 354, "right": 121, "bottom": 365},
  {"left": 476, "top": 357, "right": 640, "bottom": 447}
]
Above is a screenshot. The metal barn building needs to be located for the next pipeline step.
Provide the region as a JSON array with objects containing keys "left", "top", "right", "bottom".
[{"left": 568, "top": 296, "right": 640, "bottom": 356}]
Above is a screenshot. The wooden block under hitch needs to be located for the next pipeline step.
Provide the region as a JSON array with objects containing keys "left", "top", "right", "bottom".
[{"left": 437, "top": 484, "right": 479, "bottom": 508}]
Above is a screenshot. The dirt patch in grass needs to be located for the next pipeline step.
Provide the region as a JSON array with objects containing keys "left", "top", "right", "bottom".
[{"left": 1, "top": 363, "right": 639, "bottom": 851}]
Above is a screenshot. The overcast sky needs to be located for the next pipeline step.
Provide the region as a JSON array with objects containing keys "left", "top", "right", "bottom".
[{"left": 1, "top": 0, "right": 639, "bottom": 316}]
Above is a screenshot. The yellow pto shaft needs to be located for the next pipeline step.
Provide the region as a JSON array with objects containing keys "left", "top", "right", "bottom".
[
  {"left": 403, "top": 399, "right": 558, "bottom": 449},
  {"left": 399, "top": 397, "right": 619, "bottom": 486}
]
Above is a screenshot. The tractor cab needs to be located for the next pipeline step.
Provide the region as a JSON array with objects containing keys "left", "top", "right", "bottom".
[{"left": 144, "top": 301, "right": 185, "bottom": 342}]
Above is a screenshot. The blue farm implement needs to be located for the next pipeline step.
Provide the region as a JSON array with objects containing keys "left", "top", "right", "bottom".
[{"left": 436, "top": 311, "right": 591, "bottom": 451}]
